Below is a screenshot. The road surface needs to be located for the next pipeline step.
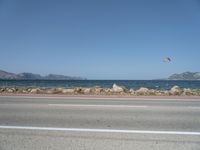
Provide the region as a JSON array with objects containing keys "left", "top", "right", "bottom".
[{"left": 0, "top": 96, "right": 200, "bottom": 150}]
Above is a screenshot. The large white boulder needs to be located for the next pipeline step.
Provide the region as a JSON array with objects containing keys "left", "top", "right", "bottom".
[
  {"left": 129, "top": 89, "right": 136, "bottom": 95},
  {"left": 112, "top": 84, "right": 125, "bottom": 93},
  {"left": 170, "top": 86, "right": 183, "bottom": 95}
]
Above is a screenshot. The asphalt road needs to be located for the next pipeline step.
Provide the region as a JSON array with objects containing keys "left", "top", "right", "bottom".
[{"left": 0, "top": 96, "right": 200, "bottom": 150}]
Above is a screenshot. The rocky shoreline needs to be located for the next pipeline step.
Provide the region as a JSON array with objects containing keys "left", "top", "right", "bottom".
[{"left": 0, "top": 84, "right": 200, "bottom": 96}]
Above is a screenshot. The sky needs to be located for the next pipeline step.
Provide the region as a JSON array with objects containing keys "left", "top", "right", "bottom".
[{"left": 0, "top": 0, "right": 200, "bottom": 79}]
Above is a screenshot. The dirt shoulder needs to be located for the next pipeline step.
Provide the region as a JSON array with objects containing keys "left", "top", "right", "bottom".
[{"left": 1, "top": 93, "right": 200, "bottom": 100}]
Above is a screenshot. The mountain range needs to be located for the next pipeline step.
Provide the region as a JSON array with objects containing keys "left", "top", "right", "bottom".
[
  {"left": 0, "top": 70, "right": 85, "bottom": 80},
  {"left": 1, "top": 70, "right": 200, "bottom": 80},
  {"left": 168, "top": 72, "right": 200, "bottom": 80}
]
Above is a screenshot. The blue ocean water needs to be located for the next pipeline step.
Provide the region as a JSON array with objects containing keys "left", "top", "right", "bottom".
[{"left": 0, "top": 80, "right": 200, "bottom": 90}]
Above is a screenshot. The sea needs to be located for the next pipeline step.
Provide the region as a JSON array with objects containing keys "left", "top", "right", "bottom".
[{"left": 0, "top": 80, "right": 200, "bottom": 90}]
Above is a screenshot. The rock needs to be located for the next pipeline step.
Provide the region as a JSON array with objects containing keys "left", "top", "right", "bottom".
[
  {"left": 154, "top": 90, "right": 166, "bottom": 96},
  {"left": 6, "top": 88, "right": 16, "bottom": 93},
  {"left": 196, "top": 90, "right": 200, "bottom": 96},
  {"left": 44, "top": 88, "right": 62, "bottom": 94},
  {"left": 183, "top": 88, "right": 193, "bottom": 96},
  {"left": 101, "top": 88, "right": 112, "bottom": 95},
  {"left": 112, "top": 84, "right": 125, "bottom": 93},
  {"left": 27, "top": 88, "right": 32, "bottom": 92},
  {"left": 7, "top": 88, "right": 14, "bottom": 93},
  {"left": 22, "top": 89, "right": 28, "bottom": 93},
  {"left": 105, "top": 88, "right": 111, "bottom": 92},
  {"left": 12, "top": 88, "right": 17, "bottom": 92},
  {"left": 55, "top": 88, "right": 64, "bottom": 93},
  {"left": 148, "top": 89, "right": 157, "bottom": 95},
  {"left": 30, "top": 88, "right": 41, "bottom": 94},
  {"left": 155, "top": 91, "right": 162, "bottom": 96},
  {"left": 82, "top": 88, "right": 91, "bottom": 94},
  {"left": 1, "top": 85, "right": 197, "bottom": 96},
  {"left": 74, "top": 87, "right": 82, "bottom": 94},
  {"left": 0, "top": 88, "right": 5, "bottom": 92},
  {"left": 92, "top": 88, "right": 103, "bottom": 94},
  {"left": 45, "top": 89, "right": 55, "bottom": 94},
  {"left": 159, "top": 90, "right": 169, "bottom": 96},
  {"left": 170, "top": 86, "right": 183, "bottom": 95},
  {"left": 136, "top": 87, "right": 149, "bottom": 95},
  {"left": 129, "top": 89, "right": 136, "bottom": 95},
  {"left": 62, "top": 89, "right": 75, "bottom": 94}
]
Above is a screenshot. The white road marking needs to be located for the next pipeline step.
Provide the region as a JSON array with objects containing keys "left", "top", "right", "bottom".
[
  {"left": 0, "top": 126, "right": 200, "bottom": 135},
  {"left": 48, "top": 104, "right": 147, "bottom": 108},
  {"left": 188, "top": 107, "right": 200, "bottom": 109},
  {"left": 48, "top": 104, "right": 200, "bottom": 109}
]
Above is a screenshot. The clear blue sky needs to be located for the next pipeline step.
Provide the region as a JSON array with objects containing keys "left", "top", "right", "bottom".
[{"left": 0, "top": 0, "right": 200, "bottom": 79}]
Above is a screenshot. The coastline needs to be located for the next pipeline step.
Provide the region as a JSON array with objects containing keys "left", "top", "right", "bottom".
[{"left": 0, "top": 84, "right": 200, "bottom": 97}]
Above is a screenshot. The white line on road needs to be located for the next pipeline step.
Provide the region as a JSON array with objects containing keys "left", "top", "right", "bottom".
[
  {"left": 48, "top": 104, "right": 147, "bottom": 108},
  {"left": 1, "top": 103, "right": 199, "bottom": 109},
  {"left": 0, "top": 126, "right": 200, "bottom": 136},
  {"left": 48, "top": 104, "right": 200, "bottom": 109}
]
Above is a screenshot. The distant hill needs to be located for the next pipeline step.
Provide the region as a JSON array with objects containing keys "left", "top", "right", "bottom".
[
  {"left": 0, "top": 70, "right": 86, "bottom": 80},
  {"left": 0, "top": 70, "right": 18, "bottom": 79},
  {"left": 18, "top": 73, "right": 43, "bottom": 80},
  {"left": 168, "top": 72, "right": 200, "bottom": 80},
  {"left": 44, "top": 74, "right": 84, "bottom": 80}
]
